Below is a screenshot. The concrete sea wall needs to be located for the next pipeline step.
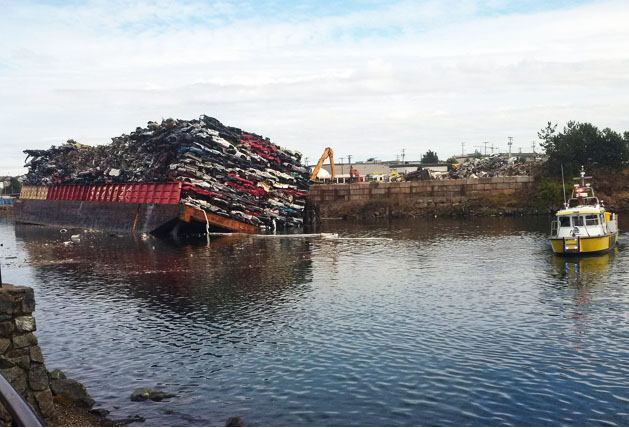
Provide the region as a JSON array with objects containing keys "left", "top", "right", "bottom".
[{"left": 309, "top": 176, "right": 535, "bottom": 217}]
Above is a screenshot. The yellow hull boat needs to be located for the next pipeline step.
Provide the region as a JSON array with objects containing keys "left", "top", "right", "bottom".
[{"left": 549, "top": 167, "right": 619, "bottom": 255}]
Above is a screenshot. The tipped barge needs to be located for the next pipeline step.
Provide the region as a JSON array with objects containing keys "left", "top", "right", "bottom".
[{"left": 15, "top": 182, "right": 257, "bottom": 235}]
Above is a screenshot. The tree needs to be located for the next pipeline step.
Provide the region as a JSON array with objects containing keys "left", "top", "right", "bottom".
[
  {"left": 538, "top": 121, "right": 629, "bottom": 176},
  {"left": 1, "top": 177, "right": 22, "bottom": 195},
  {"left": 421, "top": 150, "right": 439, "bottom": 164}
]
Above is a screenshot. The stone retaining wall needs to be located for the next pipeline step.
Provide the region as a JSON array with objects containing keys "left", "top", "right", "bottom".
[
  {"left": 309, "top": 176, "right": 535, "bottom": 216},
  {"left": 0, "top": 285, "right": 54, "bottom": 425}
]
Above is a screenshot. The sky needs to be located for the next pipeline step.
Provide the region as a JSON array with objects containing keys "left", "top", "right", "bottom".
[{"left": 1, "top": 0, "right": 629, "bottom": 174}]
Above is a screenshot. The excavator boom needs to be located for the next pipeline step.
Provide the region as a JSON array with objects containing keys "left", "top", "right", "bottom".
[{"left": 310, "top": 147, "right": 335, "bottom": 181}]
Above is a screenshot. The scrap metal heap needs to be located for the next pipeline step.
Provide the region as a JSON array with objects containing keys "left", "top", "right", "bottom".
[
  {"left": 23, "top": 115, "right": 310, "bottom": 229},
  {"left": 450, "top": 155, "right": 532, "bottom": 179},
  {"left": 406, "top": 155, "right": 534, "bottom": 181}
]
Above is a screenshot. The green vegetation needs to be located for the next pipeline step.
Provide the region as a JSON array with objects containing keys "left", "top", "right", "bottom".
[
  {"left": 421, "top": 150, "right": 439, "bottom": 164},
  {"left": 538, "top": 121, "right": 629, "bottom": 177},
  {"left": 532, "top": 176, "right": 564, "bottom": 210},
  {"left": 1, "top": 177, "right": 21, "bottom": 195}
]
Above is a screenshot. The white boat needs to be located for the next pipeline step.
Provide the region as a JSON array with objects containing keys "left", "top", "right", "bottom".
[{"left": 549, "top": 166, "right": 619, "bottom": 255}]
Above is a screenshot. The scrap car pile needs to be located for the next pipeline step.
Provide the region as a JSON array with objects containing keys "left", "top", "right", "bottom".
[
  {"left": 23, "top": 115, "right": 310, "bottom": 229},
  {"left": 450, "top": 155, "right": 532, "bottom": 179}
]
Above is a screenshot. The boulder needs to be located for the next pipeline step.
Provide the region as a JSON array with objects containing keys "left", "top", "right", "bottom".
[
  {"left": 50, "top": 378, "right": 95, "bottom": 408},
  {"left": 89, "top": 408, "right": 110, "bottom": 417},
  {"left": 130, "top": 388, "right": 176, "bottom": 402},
  {"left": 226, "top": 416, "right": 245, "bottom": 427},
  {"left": 48, "top": 369, "right": 66, "bottom": 380}
]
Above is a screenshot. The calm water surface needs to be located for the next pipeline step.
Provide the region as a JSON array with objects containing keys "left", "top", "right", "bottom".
[{"left": 0, "top": 213, "right": 627, "bottom": 426}]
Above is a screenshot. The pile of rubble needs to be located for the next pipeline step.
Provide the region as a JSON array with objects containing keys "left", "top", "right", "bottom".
[
  {"left": 23, "top": 115, "right": 309, "bottom": 229},
  {"left": 449, "top": 155, "right": 531, "bottom": 179}
]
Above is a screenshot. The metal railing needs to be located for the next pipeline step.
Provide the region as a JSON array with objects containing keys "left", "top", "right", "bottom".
[{"left": 0, "top": 373, "right": 43, "bottom": 426}]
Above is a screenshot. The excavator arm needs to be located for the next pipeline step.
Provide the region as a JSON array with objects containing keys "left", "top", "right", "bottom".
[{"left": 310, "top": 147, "right": 335, "bottom": 181}]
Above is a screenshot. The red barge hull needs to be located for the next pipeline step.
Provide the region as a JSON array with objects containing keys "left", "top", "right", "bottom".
[{"left": 15, "top": 183, "right": 257, "bottom": 235}]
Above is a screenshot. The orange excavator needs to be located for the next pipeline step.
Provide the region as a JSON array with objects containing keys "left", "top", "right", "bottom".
[{"left": 310, "top": 147, "right": 335, "bottom": 181}]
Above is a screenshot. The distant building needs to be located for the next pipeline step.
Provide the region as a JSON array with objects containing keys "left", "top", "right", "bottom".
[
  {"left": 388, "top": 162, "right": 421, "bottom": 175},
  {"left": 318, "top": 162, "right": 390, "bottom": 183},
  {"left": 311, "top": 160, "right": 449, "bottom": 183}
]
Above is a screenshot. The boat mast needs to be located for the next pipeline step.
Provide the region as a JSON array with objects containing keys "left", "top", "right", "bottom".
[
  {"left": 561, "top": 165, "right": 567, "bottom": 208},
  {"left": 575, "top": 165, "right": 591, "bottom": 188}
]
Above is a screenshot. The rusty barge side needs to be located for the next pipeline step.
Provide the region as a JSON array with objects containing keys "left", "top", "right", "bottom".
[{"left": 14, "top": 183, "right": 257, "bottom": 235}]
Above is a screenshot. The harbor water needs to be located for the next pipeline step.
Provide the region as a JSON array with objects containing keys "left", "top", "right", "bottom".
[{"left": 0, "top": 213, "right": 627, "bottom": 426}]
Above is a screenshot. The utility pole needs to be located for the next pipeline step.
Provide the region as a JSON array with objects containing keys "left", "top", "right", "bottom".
[
  {"left": 508, "top": 136, "right": 513, "bottom": 157},
  {"left": 531, "top": 141, "right": 536, "bottom": 153},
  {"left": 347, "top": 155, "right": 352, "bottom": 165},
  {"left": 474, "top": 142, "right": 489, "bottom": 156},
  {"left": 304, "top": 157, "right": 309, "bottom": 166},
  {"left": 461, "top": 142, "right": 465, "bottom": 156},
  {"left": 347, "top": 155, "right": 353, "bottom": 183},
  {"left": 401, "top": 149, "right": 405, "bottom": 163},
  {"left": 489, "top": 144, "right": 496, "bottom": 154}
]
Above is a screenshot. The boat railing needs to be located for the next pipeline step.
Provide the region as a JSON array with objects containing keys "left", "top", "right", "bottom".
[{"left": 568, "top": 196, "right": 599, "bottom": 208}]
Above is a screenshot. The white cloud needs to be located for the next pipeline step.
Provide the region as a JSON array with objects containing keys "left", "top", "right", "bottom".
[{"left": 1, "top": 0, "right": 629, "bottom": 174}]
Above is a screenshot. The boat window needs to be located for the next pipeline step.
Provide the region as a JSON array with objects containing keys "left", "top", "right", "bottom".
[
  {"left": 559, "top": 216, "right": 571, "bottom": 227},
  {"left": 574, "top": 216, "right": 585, "bottom": 226},
  {"left": 585, "top": 214, "right": 599, "bottom": 226}
]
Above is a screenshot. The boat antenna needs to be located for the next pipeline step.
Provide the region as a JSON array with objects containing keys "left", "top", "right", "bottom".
[{"left": 561, "top": 164, "right": 567, "bottom": 208}]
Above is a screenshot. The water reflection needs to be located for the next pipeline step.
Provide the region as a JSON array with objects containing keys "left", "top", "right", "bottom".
[
  {"left": 15, "top": 225, "right": 311, "bottom": 304},
  {"left": 549, "top": 250, "right": 622, "bottom": 355},
  {"left": 14, "top": 225, "right": 315, "bottom": 316},
  {"left": 550, "top": 250, "right": 617, "bottom": 283}
]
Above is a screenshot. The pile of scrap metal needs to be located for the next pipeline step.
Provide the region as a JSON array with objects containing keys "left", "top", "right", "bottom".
[
  {"left": 23, "top": 115, "right": 310, "bottom": 229},
  {"left": 405, "top": 155, "right": 533, "bottom": 181},
  {"left": 450, "top": 155, "right": 532, "bottom": 179}
]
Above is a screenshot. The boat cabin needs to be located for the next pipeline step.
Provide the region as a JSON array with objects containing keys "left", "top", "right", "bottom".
[{"left": 551, "top": 182, "right": 614, "bottom": 240}]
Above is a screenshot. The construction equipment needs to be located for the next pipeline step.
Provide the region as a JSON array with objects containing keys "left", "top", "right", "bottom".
[
  {"left": 349, "top": 166, "right": 360, "bottom": 181},
  {"left": 310, "top": 148, "right": 335, "bottom": 181}
]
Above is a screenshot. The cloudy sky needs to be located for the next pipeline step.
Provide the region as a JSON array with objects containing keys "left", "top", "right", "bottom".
[{"left": 1, "top": 0, "right": 628, "bottom": 174}]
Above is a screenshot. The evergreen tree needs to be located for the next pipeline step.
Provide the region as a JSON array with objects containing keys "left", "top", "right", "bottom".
[
  {"left": 421, "top": 150, "right": 439, "bottom": 164},
  {"left": 538, "top": 121, "right": 629, "bottom": 176}
]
